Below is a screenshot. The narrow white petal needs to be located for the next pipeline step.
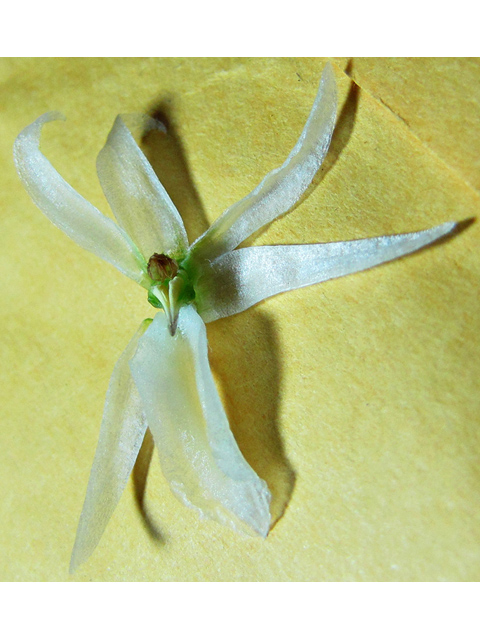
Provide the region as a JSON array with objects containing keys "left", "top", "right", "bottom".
[
  {"left": 97, "top": 115, "right": 189, "bottom": 260},
  {"left": 196, "top": 222, "right": 457, "bottom": 322},
  {"left": 70, "top": 320, "right": 151, "bottom": 572},
  {"left": 190, "top": 63, "right": 337, "bottom": 262},
  {"left": 130, "top": 306, "right": 271, "bottom": 537},
  {"left": 14, "top": 113, "right": 147, "bottom": 286}
]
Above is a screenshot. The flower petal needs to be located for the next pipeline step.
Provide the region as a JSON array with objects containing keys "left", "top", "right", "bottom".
[
  {"left": 189, "top": 63, "right": 337, "bottom": 262},
  {"left": 14, "top": 113, "right": 147, "bottom": 286},
  {"left": 96, "top": 115, "right": 189, "bottom": 260},
  {"left": 70, "top": 320, "right": 151, "bottom": 572},
  {"left": 195, "top": 222, "right": 457, "bottom": 322},
  {"left": 130, "top": 306, "right": 271, "bottom": 537}
]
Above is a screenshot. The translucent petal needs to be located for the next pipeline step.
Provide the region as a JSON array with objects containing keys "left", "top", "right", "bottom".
[
  {"left": 189, "top": 63, "right": 337, "bottom": 262},
  {"left": 13, "top": 113, "right": 147, "bottom": 286},
  {"left": 96, "top": 115, "right": 189, "bottom": 261},
  {"left": 70, "top": 320, "right": 151, "bottom": 572},
  {"left": 130, "top": 306, "right": 271, "bottom": 536},
  {"left": 195, "top": 222, "right": 457, "bottom": 322}
]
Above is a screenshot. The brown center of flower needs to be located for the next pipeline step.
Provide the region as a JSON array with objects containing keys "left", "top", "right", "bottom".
[{"left": 147, "top": 253, "right": 179, "bottom": 282}]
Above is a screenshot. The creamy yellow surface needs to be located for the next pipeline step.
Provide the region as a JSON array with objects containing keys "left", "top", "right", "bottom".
[{"left": 1, "top": 57, "right": 479, "bottom": 581}]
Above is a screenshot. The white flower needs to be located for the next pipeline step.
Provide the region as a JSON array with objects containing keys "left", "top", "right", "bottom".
[{"left": 14, "top": 64, "right": 456, "bottom": 571}]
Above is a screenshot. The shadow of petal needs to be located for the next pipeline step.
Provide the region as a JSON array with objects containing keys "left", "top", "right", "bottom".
[
  {"left": 207, "top": 309, "right": 296, "bottom": 528},
  {"left": 321, "top": 59, "right": 359, "bottom": 178},
  {"left": 142, "top": 95, "right": 211, "bottom": 243},
  {"left": 132, "top": 428, "right": 166, "bottom": 545}
]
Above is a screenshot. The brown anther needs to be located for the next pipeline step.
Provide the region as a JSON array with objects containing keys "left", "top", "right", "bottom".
[{"left": 147, "top": 253, "right": 179, "bottom": 282}]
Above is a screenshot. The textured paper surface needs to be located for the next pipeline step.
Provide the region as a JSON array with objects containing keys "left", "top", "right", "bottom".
[{"left": 0, "top": 58, "right": 479, "bottom": 581}]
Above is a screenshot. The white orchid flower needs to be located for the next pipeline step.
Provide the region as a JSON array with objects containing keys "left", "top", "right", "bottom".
[{"left": 14, "top": 63, "right": 456, "bottom": 571}]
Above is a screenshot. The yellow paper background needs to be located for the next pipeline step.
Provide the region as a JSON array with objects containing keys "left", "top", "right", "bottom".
[{"left": 0, "top": 58, "right": 479, "bottom": 581}]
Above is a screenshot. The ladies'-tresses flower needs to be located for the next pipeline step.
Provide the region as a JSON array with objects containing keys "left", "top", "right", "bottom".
[{"left": 14, "top": 64, "right": 456, "bottom": 571}]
